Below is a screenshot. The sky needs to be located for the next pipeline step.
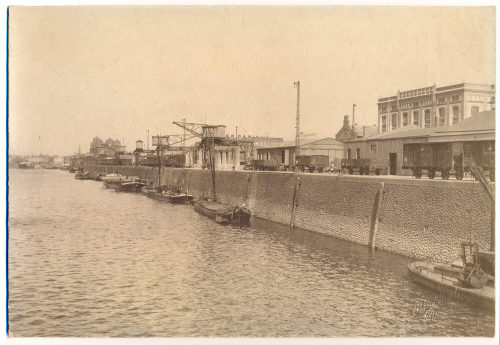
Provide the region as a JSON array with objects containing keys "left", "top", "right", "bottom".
[{"left": 7, "top": 6, "right": 496, "bottom": 156}]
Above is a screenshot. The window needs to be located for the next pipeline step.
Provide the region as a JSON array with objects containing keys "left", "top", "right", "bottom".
[
  {"left": 381, "top": 116, "right": 387, "bottom": 132},
  {"left": 424, "top": 109, "right": 431, "bottom": 128},
  {"left": 438, "top": 108, "right": 446, "bottom": 126},
  {"left": 438, "top": 97, "right": 446, "bottom": 104},
  {"left": 391, "top": 113, "right": 397, "bottom": 129},
  {"left": 347, "top": 149, "right": 351, "bottom": 159},
  {"left": 370, "top": 145, "right": 376, "bottom": 153},
  {"left": 452, "top": 106, "right": 459, "bottom": 124},
  {"left": 413, "top": 101, "right": 419, "bottom": 107},
  {"left": 402, "top": 112, "right": 409, "bottom": 126},
  {"left": 471, "top": 106, "right": 479, "bottom": 116},
  {"left": 356, "top": 148, "right": 361, "bottom": 159},
  {"left": 452, "top": 95, "right": 460, "bottom": 102},
  {"left": 413, "top": 110, "right": 419, "bottom": 126}
]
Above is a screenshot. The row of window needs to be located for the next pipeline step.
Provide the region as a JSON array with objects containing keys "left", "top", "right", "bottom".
[
  {"left": 380, "top": 105, "right": 468, "bottom": 132},
  {"left": 379, "top": 95, "right": 463, "bottom": 114}
]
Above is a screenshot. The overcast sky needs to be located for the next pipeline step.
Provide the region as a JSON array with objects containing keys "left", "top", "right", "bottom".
[{"left": 8, "top": 6, "right": 495, "bottom": 156}]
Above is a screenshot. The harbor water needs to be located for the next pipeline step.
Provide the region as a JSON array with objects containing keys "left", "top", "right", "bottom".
[{"left": 8, "top": 169, "right": 495, "bottom": 337}]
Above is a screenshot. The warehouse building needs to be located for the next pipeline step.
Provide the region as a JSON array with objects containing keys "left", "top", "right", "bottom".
[
  {"left": 256, "top": 137, "right": 344, "bottom": 169},
  {"left": 344, "top": 110, "right": 495, "bottom": 176}
]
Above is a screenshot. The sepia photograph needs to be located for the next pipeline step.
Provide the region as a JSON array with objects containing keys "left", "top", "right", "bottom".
[{"left": 5, "top": 3, "right": 498, "bottom": 341}]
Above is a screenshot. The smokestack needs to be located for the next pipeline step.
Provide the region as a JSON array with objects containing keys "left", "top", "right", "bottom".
[{"left": 352, "top": 104, "right": 357, "bottom": 130}]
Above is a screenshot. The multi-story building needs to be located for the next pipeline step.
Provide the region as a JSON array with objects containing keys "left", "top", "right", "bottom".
[{"left": 377, "top": 83, "right": 495, "bottom": 134}]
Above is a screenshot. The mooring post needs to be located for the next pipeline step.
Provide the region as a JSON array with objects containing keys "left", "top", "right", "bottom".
[
  {"left": 290, "top": 176, "right": 301, "bottom": 230},
  {"left": 369, "top": 182, "right": 385, "bottom": 249}
]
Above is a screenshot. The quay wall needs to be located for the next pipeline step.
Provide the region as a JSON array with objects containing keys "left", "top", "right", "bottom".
[{"left": 85, "top": 165, "right": 494, "bottom": 262}]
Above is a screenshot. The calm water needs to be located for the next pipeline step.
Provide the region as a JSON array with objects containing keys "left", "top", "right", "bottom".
[{"left": 7, "top": 169, "right": 495, "bottom": 337}]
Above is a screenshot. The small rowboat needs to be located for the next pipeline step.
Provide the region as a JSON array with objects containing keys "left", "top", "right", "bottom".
[{"left": 408, "top": 244, "right": 495, "bottom": 311}]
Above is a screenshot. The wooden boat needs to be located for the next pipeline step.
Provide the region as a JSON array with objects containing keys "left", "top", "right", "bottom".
[
  {"left": 116, "top": 179, "right": 147, "bottom": 192},
  {"left": 408, "top": 243, "right": 495, "bottom": 311},
  {"left": 141, "top": 186, "right": 193, "bottom": 204},
  {"left": 194, "top": 199, "right": 250, "bottom": 226},
  {"left": 18, "top": 161, "right": 34, "bottom": 169},
  {"left": 75, "top": 171, "right": 93, "bottom": 180},
  {"left": 102, "top": 174, "right": 124, "bottom": 189}
]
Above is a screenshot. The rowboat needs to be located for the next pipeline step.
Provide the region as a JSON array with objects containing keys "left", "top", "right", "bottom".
[{"left": 408, "top": 243, "right": 495, "bottom": 311}]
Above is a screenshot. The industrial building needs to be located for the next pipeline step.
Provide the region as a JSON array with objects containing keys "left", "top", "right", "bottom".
[
  {"left": 256, "top": 137, "right": 344, "bottom": 169},
  {"left": 377, "top": 83, "right": 495, "bottom": 134},
  {"left": 344, "top": 110, "right": 495, "bottom": 176}
]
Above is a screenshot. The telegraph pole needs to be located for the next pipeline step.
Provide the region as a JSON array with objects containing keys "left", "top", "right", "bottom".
[
  {"left": 182, "top": 118, "right": 186, "bottom": 149},
  {"left": 294, "top": 81, "right": 300, "bottom": 158}
]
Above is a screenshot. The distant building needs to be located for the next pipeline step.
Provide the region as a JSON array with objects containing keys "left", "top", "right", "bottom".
[
  {"left": 377, "top": 83, "right": 495, "bottom": 134},
  {"left": 89, "top": 136, "right": 127, "bottom": 164},
  {"left": 336, "top": 115, "right": 377, "bottom": 143}
]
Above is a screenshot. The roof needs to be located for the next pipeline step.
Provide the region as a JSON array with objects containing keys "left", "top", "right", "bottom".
[
  {"left": 431, "top": 110, "right": 495, "bottom": 134},
  {"left": 257, "top": 137, "right": 343, "bottom": 150},
  {"left": 347, "top": 111, "right": 495, "bottom": 143}
]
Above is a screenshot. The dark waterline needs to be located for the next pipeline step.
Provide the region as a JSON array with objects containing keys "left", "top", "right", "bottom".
[{"left": 7, "top": 169, "right": 495, "bottom": 337}]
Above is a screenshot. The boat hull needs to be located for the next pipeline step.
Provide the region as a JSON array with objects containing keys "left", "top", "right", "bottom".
[
  {"left": 407, "top": 262, "right": 495, "bottom": 311},
  {"left": 142, "top": 188, "right": 193, "bottom": 203},
  {"left": 117, "top": 182, "right": 146, "bottom": 192},
  {"left": 194, "top": 200, "right": 250, "bottom": 226}
]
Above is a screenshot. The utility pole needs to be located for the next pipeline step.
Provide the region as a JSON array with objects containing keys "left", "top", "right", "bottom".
[
  {"left": 182, "top": 118, "right": 186, "bottom": 149},
  {"left": 294, "top": 81, "right": 300, "bottom": 159},
  {"left": 352, "top": 104, "right": 357, "bottom": 130}
]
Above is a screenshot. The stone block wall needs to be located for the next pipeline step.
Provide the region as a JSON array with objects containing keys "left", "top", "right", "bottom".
[
  {"left": 377, "top": 182, "right": 494, "bottom": 261},
  {"left": 84, "top": 165, "right": 494, "bottom": 262}
]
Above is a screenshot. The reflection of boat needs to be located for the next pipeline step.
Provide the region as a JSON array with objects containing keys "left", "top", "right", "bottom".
[
  {"left": 141, "top": 186, "right": 193, "bottom": 204},
  {"left": 408, "top": 243, "right": 495, "bottom": 311},
  {"left": 18, "top": 161, "right": 34, "bottom": 169},
  {"left": 194, "top": 199, "right": 250, "bottom": 226}
]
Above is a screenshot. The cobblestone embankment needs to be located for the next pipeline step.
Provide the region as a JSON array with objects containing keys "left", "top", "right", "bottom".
[{"left": 85, "top": 165, "right": 494, "bottom": 262}]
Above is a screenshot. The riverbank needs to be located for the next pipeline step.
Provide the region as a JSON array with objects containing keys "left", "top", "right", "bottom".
[{"left": 85, "top": 165, "right": 494, "bottom": 263}]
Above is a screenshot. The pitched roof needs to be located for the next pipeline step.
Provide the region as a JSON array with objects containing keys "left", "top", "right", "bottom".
[
  {"left": 431, "top": 111, "right": 495, "bottom": 134},
  {"left": 257, "top": 137, "right": 343, "bottom": 149},
  {"left": 347, "top": 111, "right": 495, "bottom": 142}
]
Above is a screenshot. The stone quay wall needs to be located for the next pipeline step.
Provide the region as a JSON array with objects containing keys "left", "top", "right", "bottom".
[{"left": 86, "top": 165, "right": 494, "bottom": 262}]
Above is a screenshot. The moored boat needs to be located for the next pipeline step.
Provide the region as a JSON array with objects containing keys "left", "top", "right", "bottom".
[
  {"left": 116, "top": 179, "right": 147, "bottom": 192},
  {"left": 18, "top": 161, "right": 34, "bottom": 169},
  {"left": 141, "top": 186, "right": 193, "bottom": 204},
  {"left": 194, "top": 199, "right": 250, "bottom": 226},
  {"left": 408, "top": 243, "right": 495, "bottom": 311},
  {"left": 75, "top": 171, "right": 94, "bottom": 180}
]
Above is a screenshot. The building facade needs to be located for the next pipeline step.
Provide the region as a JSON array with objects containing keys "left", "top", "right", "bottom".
[
  {"left": 256, "top": 138, "right": 344, "bottom": 169},
  {"left": 377, "top": 83, "right": 495, "bottom": 134},
  {"left": 345, "top": 110, "right": 495, "bottom": 176}
]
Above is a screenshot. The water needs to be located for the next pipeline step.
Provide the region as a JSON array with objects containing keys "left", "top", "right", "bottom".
[{"left": 7, "top": 169, "right": 495, "bottom": 337}]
